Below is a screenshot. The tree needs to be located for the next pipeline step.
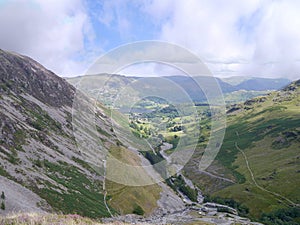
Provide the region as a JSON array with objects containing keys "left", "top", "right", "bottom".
[
  {"left": 1, "top": 201, "right": 5, "bottom": 210},
  {"left": 133, "top": 204, "right": 144, "bottom": 215},
  {"left": 1, "top": 191, "right": 4, "bottom": 200}
]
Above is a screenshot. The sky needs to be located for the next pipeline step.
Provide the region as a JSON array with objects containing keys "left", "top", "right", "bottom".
[{"left": 0, "top": 0, "right": 300, "bottom": 80}]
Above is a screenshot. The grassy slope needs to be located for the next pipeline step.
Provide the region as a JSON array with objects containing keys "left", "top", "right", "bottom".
[
  {"left": 33, "top": 160, "right": 112, "bottom": 218},
  {"left": 106, "top": 146, "right": 161, "bottom": 215},
  {"left": 0, "top": 213, "right": 136, "bottom": 225},
  {"left": 214, "top": 81, "right": 300, "bottom": 219},
  {"left": 100, "top": 104, "right": 161, "bottom": 215}
]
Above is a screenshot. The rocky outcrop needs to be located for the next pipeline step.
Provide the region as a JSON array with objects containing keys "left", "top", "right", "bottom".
[{"left": 0, "top": 50, "right": 117, "bottom": 217}]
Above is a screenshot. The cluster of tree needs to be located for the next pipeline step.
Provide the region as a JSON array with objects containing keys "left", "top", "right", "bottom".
[
  {"left": 169, "top": 125, "right": 185, "bottom": 132},
  {"left": 260, "top": 207, "right": 300, "bottom": 225},
  {"left": 167, "top": 135, "right": 179, "bottom": 149},
  {"left": 1, "top": 191, "right": 5, "bottom": 210},
  {"left": 204, "top": 195, "right": 249, "bottom": 217},
  {"left": 158, "top": 105, "right": 178, "bottom": 115},
  {"left": 144, "top": 105, "right": 179, "bottom": 119},
  {"left": 144, "top": 96, "right": 168, "bottom": 104},
  {"left": 132, "top": 204, "right": 145, "bottom": 216},
  {"left": 166, "top": 121, "right": 176, "bottom": 128},
  {"left": 144, "top": 151, "right": 167, "bottom": 178},
  {"left": 129, "top": 121, "right": 139, "bottom": 130},
  {"left": 144, "top": 151, "right": 164, "bottom": 165},
  {"left": 167, "top": 175, "right": 198, "bottom": 202},
  {"left": 129, "top": 121, "right": 152, "bottom": 138}
]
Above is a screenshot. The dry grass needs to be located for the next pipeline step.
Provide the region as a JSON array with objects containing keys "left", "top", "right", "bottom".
[
  {"left": 0, "top": 213, "right": 134, "bottom": 225},
  {"left": 106, "top": 146, "right": 161, "bottom": 215}
]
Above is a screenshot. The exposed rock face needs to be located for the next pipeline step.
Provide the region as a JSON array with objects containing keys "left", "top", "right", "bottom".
[
  {"left": 0, "top": 50, "right": 171, "bottom": 219},
  {"left": 0, "top": 50, "right": 74, "bottom": 107},
  {"left": 0, "top": 49, "right": 115, "bottom": 217}
]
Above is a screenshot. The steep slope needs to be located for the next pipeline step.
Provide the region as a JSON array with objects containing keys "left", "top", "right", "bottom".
[
  {"left": 0, "top": 49, "right": 161, "bottom": 218},
  {"left": 184, "top": 80, "right": 300, "bottom": 223},
  {"left": 0, "top": 49, "right": 112, "bottom": 217}
]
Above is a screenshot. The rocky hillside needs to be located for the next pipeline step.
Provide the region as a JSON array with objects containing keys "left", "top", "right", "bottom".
[{"left": 0, "top": 49, "right": 163, "bottom": 218}]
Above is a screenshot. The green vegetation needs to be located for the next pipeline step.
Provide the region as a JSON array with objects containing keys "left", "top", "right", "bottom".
[
  {"left": 224, "top": 90, "right": 270, "bottom": 104},
  {"left": 167, "top": 175, "right": 198, "bottom": 202},
  {"left": 106, "top": 145, "right": 161, "bottom": 215},
  {"left": 1, "top": 191, "right": 5, "bottom": 211},
  {"left": 26, "top": 106, "right": 62, "bottom": 133},
  {"left": 177, "top": 81, "right": 300, "bottom": 222},
  {"left": 13, "top": 129, "right": 26, "bottom": 152},
  {"left": 71, "top": 156, "right": 101, "bottom": 175},
  {"left": 8, "top": 148, "right": 20, "bottom": 165},
  {"left": 0, "top": 165, "right": 11, "bottom": 178},
  {"left": 1, "top": 201, "right": 5, "bottom": 210},
  {"left": 260, "top": 207, "right": 300, "bottom": 225},
  {"left": 144, "top": 151, "right": 164, "bottom": 165},
  {"left": 34, "top": 160, "right": 112, "bottom": 218},
  {"left": 96, "top": 126, "right": 111, "bottom": 137},
  {"left": 118, "top": 80, "right": 300, "bottom": 222},
  {"left": 132, "top": 204, "right": 145, "bottom": 216},
  {"left": 1, "top": 191, "right": 5, "bottom": 200},
  {"left": 204, "top": 195, "right": 249, "bottom": 216},
  {"left": 212, "top": 82, "right": 300, "bottom": 219},
  {"left": 144, "top": 151, "right": 167, "bottom": 178}
]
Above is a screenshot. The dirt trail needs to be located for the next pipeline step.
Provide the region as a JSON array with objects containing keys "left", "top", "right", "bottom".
[
  {"left": 235, "top": 140, "right": 299, "bottom": 207},
  {"left": 102, "top": 159, "right": 114, "bottom": 217}
]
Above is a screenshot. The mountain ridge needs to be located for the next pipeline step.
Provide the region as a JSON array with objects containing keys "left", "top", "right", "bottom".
[{"left": 67, "top": 73, "right": 291, "bottom": 105}]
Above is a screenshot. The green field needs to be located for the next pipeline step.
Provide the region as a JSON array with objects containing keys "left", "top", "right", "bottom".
[{"left": 208, "top": 81, "right": 300, "bottom": 223}]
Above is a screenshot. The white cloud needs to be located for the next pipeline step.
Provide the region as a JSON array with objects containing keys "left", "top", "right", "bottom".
[
  {"left": 97, "top": 0, "right": 138, "bottom": 40},
  {"left": 0, "top": 0, "right": 97, "bottom": 76},
  {"left": 119, "top": 62, "right": 186, "bottom": 77},
  {"left": 1, "top": 0, "right": 300, "bottom": 79},
  {"left": 143, "top": 0, "right": 300, "bottom": 80}
]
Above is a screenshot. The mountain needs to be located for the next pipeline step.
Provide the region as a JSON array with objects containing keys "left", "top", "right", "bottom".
[
  {"left": 235, "top": 77, "right": 291, "bottom": 91},
  {"left": 0, "top": 49, "right": 164, "bottom": 218},
  {"left": 220, "top": 76, "right": 251, "bottom": 85},
  {"left": 67, "top": 74, "right": 291, "bottom": 106},
  {"left": 184, "top": 79, "right": 300, "bottom": 224},
  {"left": 0, "top": 50, "right": 268, "bottom": 224}
]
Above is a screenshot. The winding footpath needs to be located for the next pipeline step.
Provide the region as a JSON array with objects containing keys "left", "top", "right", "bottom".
[
  {"left": 160, "top": 143, "right": 235, "bottom": 184},
  {"left": 199, "top": 170, "right": 236, "bottom": 184},
  {"left": 102, "top": 159, "right": 114, "bottom": 217},
  {"left": 234, "top": 133, "right": 299, "bottom": 207}
]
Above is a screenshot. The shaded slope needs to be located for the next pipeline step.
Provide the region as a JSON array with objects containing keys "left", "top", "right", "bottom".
[{"left": 0, "top": 50, "right": 161, "bottom": 218}]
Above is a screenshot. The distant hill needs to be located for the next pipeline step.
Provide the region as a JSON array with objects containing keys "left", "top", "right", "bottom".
[
  {"left": 220, "top": 76, "right": 251, "bottom": 85},
  {"left": 67, "top": 74, "right": 291, "bottom": 105},
  {"left": 234, "top": 77, "right": 291, "bottom": 91}
]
